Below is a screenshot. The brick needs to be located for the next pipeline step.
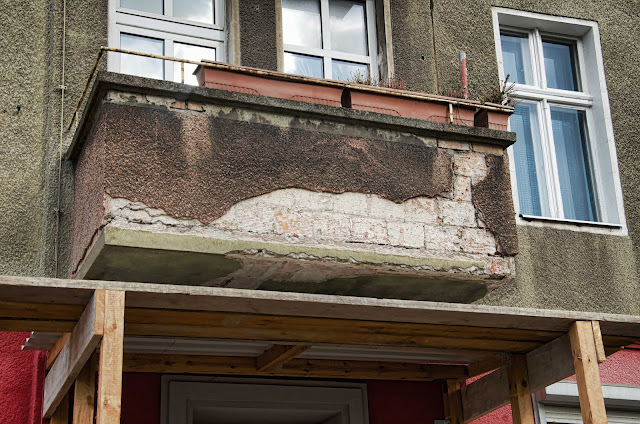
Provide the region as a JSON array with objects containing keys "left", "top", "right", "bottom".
[
  {"left": 274, "top": 210, "right": 314, "bottom": 238},
  {"left": 472, "top": 143, "right": 505, "bottom": 155},
  {"left": 350, "top": 218, "right": 388, "bottom": 244},
  {"left": 259, "top": 190, "right": 297, "bottom": 209},
  {"left": 369, "top": 195, "right": 406, "bottom": 220},
  {"left": 424, "top": 226, "right": 461, "bottom": 251},
  {"left": 460, "top": 228, "right": 497, "bottom": 254},
  {"left": 438, "top": 139, "right": 471, "bottom": 151},
  {"left": 453, "top": 152, "right": 487, "bottom": 179},
  {"left": 234, "top": 206, "right": 276, "bottom": 234},
  {"left": 388, "top": 221, "right": 425, "bottom": 248},
  {"left": 312, "top": 213, "right": 351, "bottom": 239},
  {"left": 453, "top": 175, "right": 472, "bottom": 202},
  {"left": 403, "top": 197, "right": 439, "bottom": 224},
  {"left": 186, "top": 100, "right": 205, "bottom": 111},
  {"left": 439, "top": 200, "right": 477, "bottom": 227},
  {"left": 292, "top": 189, "right": 334, "bottom": 211},
  {"left": 333, "top": 192, "right": 370, "bottom": 216},
  {"left": 419, "top": 136, "right": 438, "bottom": 147}
]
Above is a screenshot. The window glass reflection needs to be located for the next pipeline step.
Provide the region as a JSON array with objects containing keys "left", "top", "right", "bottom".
[
  {"left": 332, "top": 60, "right": 367, "bottom": 81},
  {"left": 173, "top": 43, "right": 216, "bottom": 85},
  {"left": 284, "top": 52, "right": 323, "bottom": 78},
  {"left": 174, "top": 0, "right": 214, "bottom": 25},
  {"left": 500, "top": 33, "right": 532, "bottom": 85},
  {"left": 550, "top": 107, "right": 596, "bottom": 221},
  {"left": 120, "top": 33, "right": 164, "bottom": 79},
  {"left": 282, "top": 0, "right": 322, "bottom": 48},
  {"left": 510, "top": 103, "right": 549, "bottom": 217},
  {"left": 121, "top": 0, "right": 163, "bottom": 14},
  {"left": 543, "top": 40, "right": 580, "bottom": 91},
  {"left": 329, "top": 0, "right": 367, "bottom": 55}
]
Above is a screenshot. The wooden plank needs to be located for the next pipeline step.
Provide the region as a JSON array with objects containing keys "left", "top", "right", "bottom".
[
  {"left": 47, "top": 333, "right": 71, "bottom": 370},
  {"left": 124, "top": 309, "right": 549, "bottom": 353},
  {"left": 73, "top": 353, "right": 97, "bottom": 424},
  {"left": 527, "top": 334, "right": 574, "bottom": 391},
  {"left": 2, "top": 275, "right": 640, "bottom": 338},
  {"left": 507, "top": 354, "right": 535, "bottom": 424},
  {"left": 43, "top": 290, "right": 106, "bottom": 418},
  {"left": 569, "top": 321, "right": 607, "bottom": 424},
  {"left": 467, "top": 353, "right": 507, "bottom": 377},
  {"left": 461, "top": 366, "right": 509, "bottom": 422},
  {"left": 591, "top": 321, "right": 606, "bottom": 363},
  {"left": 0, "top": 319, "right": 75, "bottom": 333},
  {"left": 50, "top": 393, "right": 69, "bottom": 424},
  {"left": 256, "top": 344, "right": 311, "bottom": 371},
  {"left": 123, "top": 353, "right": 469, "bottom": 380},
  {"left": 96, "top": 290, "right": 125, "bottom": 424},
  {"left": 446, "top": 380, "right": 464, "bottom": 424}
]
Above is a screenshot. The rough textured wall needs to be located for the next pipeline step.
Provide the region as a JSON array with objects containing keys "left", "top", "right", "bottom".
[
  {"left": 405, "top": 0, "right": 640, "bottom": 313},
  {"left": 0, "top": 0, "right": 50, "bottom": 276},
  {"left": 0, "top": 332, "right": 46, "bottom": 424},
  {"left": 239, "top": 0, "right": 278, "bottom": 70}
]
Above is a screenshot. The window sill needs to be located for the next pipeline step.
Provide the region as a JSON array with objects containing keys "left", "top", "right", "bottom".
[{"left": 519, "top": 214, "right": 622, "bottom": 229}]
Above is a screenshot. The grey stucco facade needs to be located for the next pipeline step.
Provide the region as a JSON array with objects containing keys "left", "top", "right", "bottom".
[{"left": 1, "top": 0, "right": 638, "bottom": 315}]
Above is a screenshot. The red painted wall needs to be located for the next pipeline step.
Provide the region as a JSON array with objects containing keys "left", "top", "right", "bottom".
[
  {"left": 0, "top": 332, "right": 46, "bottom": 424},
  {"left": 122, "top": 373, "right": 162, "bottom": 424}
]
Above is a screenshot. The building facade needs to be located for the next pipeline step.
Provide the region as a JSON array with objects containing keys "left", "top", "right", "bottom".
[{"left": 0, "top": 0, "right": 639, "bottom": 423}]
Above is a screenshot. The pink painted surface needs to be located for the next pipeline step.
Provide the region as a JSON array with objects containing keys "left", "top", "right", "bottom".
[
  {"left": 469, "top": 348, "right": 640, "bottom": 424},
  {"left": 367, "top": 380, "right": 445, "bottom": 424},
  {"left": 0, "top": 332, "right": 46, "bottom": 424}
]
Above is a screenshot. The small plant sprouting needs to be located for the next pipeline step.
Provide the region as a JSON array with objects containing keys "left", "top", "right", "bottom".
[
  {"left": 348, "top": 72, "right": 407, "bottom": 90},
  {"left": 479, "top": 74, "right": 516, "bottom": 106}
]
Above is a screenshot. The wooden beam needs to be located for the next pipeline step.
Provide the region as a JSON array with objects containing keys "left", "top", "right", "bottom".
[
  {"left": 461, "top": 366, "right": 509, "bottom": 422},
  {"left": 467, "top": 353, "right": 508, "bottom": 377},
  {"left": 125, "top": 308, "right": 552, "bottom": 353},
  {"left": 96, "top": 290, "right": 125, "bottom": 424},
  {"left": 50, "top": 393, "right": 69, "bottom": 424},
  {"left": 43, "top": 290, "right": 106, "bottom": 418},
  {"left": 591, "top": 321, "right": 606, "bottom": 363},
  {"left": 256, "top": 344, "right": 311, "bottom": 371},
  {"left": 73, "top": 353, "right": 97, "bottom": 424},
  {"left": 569, "top": 321, "right": 607, "bottom": 424},
  {"left": 47, "top": 333, "right": 71, "bottom": 370},
  {"left": 123, "top": 353, "right": 469, "bottom": 381},
  {"left": 507, "top": 354, "right": 535, "bottom": 424},
  {"left": 446, "top": 380, "right": 464, "bottom": 424}
]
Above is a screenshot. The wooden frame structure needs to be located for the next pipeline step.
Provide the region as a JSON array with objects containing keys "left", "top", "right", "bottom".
[{"left": 2, "top": 276, "right": 639, "bottom": 424}]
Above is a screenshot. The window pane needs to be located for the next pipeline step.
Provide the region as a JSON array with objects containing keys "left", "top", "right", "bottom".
[
  {"left": 173, "top": 43, "right": 216, "bottom": 85},
  {"left": 500, "top": 33, "right": 532, "bottom": 85},
  {"left": 550, "top": 107, "right": 596, "bottom": 221},
  {"left": 510, "top": 103, "right": 548, "bottom": 217},
  {"left": 284, "top": 52, "right": 323, "bottom": 78},
  {"left": 543, "top": 40, "right": 579, "bottom": 91},
  {"left": 282, "top": 0, "right": 322, "bottom": 48},
  {"left": 332, "top": 60, "right": 367, "bottom": 81},
  {"left": 120, "top": 33, "right": 164, "bottom": 80},
  {"left": 120, "top": 0, "right": 162, "bottom": 14},
  {"left": 329, "top": 0, "right": 368, "bottom": 56},
  {"left": 173, "top": 0, "right": 214, "bottom": 25}
]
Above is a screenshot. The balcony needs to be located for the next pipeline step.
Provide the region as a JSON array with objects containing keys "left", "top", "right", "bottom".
[{"left": 68, "top": 59, "right": 517, "bottom": 303}]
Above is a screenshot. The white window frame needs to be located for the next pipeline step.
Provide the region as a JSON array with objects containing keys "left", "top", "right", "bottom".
[
  {"left": 492, "top": 7, "right": 627, "bottom": 235},
  {"left": 108, "top": 0, "right": 226, "bottom": 82},
  {"left": 161, "top": 376, "right": 369, "bottom": 424},
  {"left": 537, "top": 380, "right": 640, "bottom": 423},
  {"left": 281, "top": 0, "right": 379, "bottom": 80}
]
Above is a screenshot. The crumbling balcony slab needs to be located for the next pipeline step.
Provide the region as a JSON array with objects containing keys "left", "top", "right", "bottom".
[{"left": 68, "top": 72, "right": 518, "bottom": 302}]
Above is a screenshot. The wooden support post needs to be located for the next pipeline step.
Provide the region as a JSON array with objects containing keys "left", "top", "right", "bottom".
[
  {"left": 445, "top": 380, "right": 464, "bottom": 424},
  {"left": 50, "top": 393, "right": 69, "bottom": 424},
  {"left": 507, "top": 354, "right": 535, "bottom": 424},
  {"left": 569, "top": 321, "right": 607, "bottom": 424},
  {"left": 96, "top": 290, "right": 125, "bottom": 424},
  {"left": 73, "top": 353, "right": 97, "bottom": 424},
  {"left": 256, "top": 344, "right": 311, "bottom": 372},
  {"left": 43, "top": 290, "right": 105, "bottom": 418}
]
